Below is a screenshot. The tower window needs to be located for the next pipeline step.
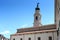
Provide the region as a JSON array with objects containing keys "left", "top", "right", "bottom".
[
  {"left": 28, "top": 38, "right": 31, "bottom": 40},
  {"left": 49, "top": 36, "right": 52, "bottom": 40},
  {"left": 38, "top": 37, "right": 41, "bottom": 40},
  {"left": 36, "top": 16, "right": 38, "bottom": 20}
]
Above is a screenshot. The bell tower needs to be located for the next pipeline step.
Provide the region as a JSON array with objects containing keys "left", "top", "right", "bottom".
[
  {"left": 55, "top": 0, "right": 60, "bottom": 31},
  {"left": 33, "top": 3, "right": 42, "bottom": 27},
  {"left": 55, "top": 0, "right": 60, "bottom": 40}
]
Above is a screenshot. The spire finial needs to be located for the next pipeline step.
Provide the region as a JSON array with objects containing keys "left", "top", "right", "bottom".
[
  {"left": 37, "top": 3, "right": 39, "bottom": 8},
  {"left": 35, "top": 2, "right": 40, "bottom": 10}
]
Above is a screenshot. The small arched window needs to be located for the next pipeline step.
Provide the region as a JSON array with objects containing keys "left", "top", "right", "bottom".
[
  {"left": 36, "top": 16, "right": 38, "bottom": 20},
  {"left": 38, "top": 37, "right": 41, "bottom": 40},
  {"left": 13, "top": 38, "right": 15, "bottom": 40},
  {"left": 49, "top": 36, "right": 52, "bottom": 40},
  {"left": 20, "top": 38, "right": 22, "bottom": 40},
  {"left": 28, "top": 38, "right": 31, "bottom": 40}
]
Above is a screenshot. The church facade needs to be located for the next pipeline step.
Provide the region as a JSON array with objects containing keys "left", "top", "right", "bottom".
[{"left": 10, "top": 0, "right": 60, "bottom": 40}]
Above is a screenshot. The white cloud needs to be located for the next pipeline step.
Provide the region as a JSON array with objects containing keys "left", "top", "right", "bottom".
[
  {"left": 20, "top": 24, "right": 32, "bottom": 28},
  {"left": 0, "top": 30, "right": 10, "bottom": 35},
  {"left": 21, "top": 24, "right": 28, "bottom": 28},
  {"left": 22, "top": 24, "right": 28, "bottom": 27}
]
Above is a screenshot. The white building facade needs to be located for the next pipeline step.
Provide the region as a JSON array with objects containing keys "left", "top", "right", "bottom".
[
  {"left": 0, "top": 34, "right": 9, "bottom": 40},
  {"left": 11, "top": 31, "right": 57, "bottom": 40},
  {"left": 10, "top": 0, "right": 59, "bottom": 40}
]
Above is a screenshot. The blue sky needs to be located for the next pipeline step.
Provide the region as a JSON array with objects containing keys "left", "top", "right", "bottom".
[{"left": 0, "top": 0, "right": 54, "bottom": 38}]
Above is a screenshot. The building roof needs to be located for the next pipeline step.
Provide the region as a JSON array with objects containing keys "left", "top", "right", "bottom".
[
  {"left": 17, "top": 24, "right": 57, "bottom": 33},
  {"left": 0, "top": 34, "right": 6, "bottom": 39}
]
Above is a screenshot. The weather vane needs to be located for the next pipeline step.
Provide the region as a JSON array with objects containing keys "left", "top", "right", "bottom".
[
  {"left": 36, "top": 0, "right": 39, "bottom": 7},
  {"left": 37, "top": 3, "right": 39, "bottom": 7}
]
